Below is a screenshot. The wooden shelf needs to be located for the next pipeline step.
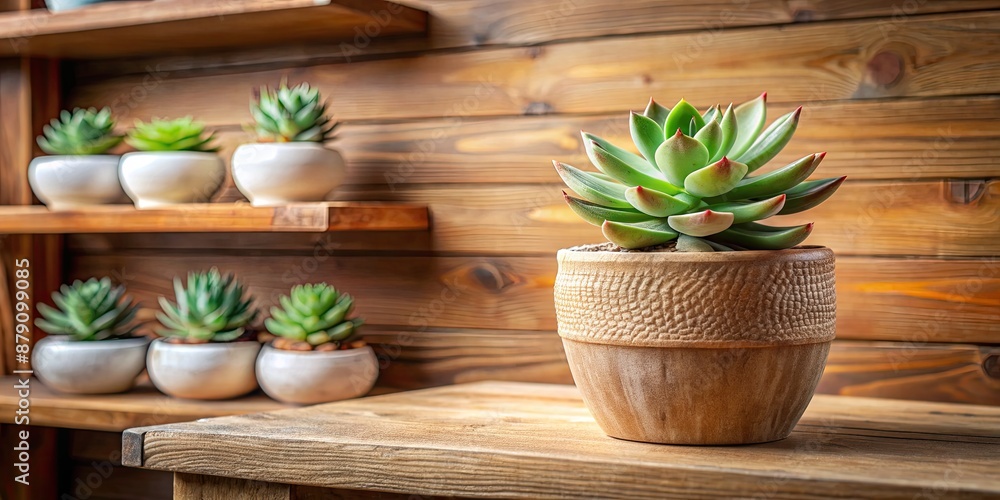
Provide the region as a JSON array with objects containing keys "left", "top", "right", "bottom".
[
  {"left": 0, "top": 0, "right": 428, "bottom": 59},
  {"left": 123, "top": 381, "right": 1000, "bottom": 498},
  {"left": 0, "top": 202, "right": 428, "bottom": 234},
  {"left": 0, "top": 376, "right": 289, "bottom": 432}
]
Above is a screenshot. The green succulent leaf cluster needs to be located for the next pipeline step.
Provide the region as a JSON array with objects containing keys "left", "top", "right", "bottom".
[
  {"left": 250, "top": 81, "right": 338, "bottom": 143},
  {"left": 125, "top": 117, "right": 218, "bottom": 152},
  {"left": 37, "top": 107, "right": 123, "bottom": 155},
  {"left": 156, "top": 268, "right": 256, "bottom": 342},
  {"left": 265, "top": 283, "right": 363, "bottom": 346},
  {"left": 556, "top": 93, "right": 846, "bottom": 250},
  {"left": 35, "top": 278, "right": 139, "bottom": 341}
]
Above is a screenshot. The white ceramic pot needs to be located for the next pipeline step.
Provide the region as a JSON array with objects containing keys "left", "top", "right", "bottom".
[
  {"left": 31, "top": 336, "right": 150, "bottom": 394},
  {"left": 119, "top": 151, "right": 225, "bottom": 209},
  {"left": 231, "top": 143, "right": 345, "bottom": 206},
  {"left": 256, "top": 344, "right": 378, "bottom": 404},
  {"left": 28, "top": 155, "right": 128, "bottom": 211},
  {"left": 147, "top": 339, "right": 260, "bottom": 400}
]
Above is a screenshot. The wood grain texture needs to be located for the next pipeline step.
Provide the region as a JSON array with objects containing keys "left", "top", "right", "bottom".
[
  {"left": 73, "top": 0, "right": 1000, "bottom": 78},
  {"left": 70, "top": 255, "right": 1000, "bottom": 343},
  {"left": 122, "top": 382, "right": 1000, "bottom": 498},
  {"left": 0, "top": 377, "right": 289, "bottom": 432},
  {"left": 0, "top": 0, "right": 427, "bottom": 58},
  {"left": 174, "top": 473, "right": 290, "bottom": 500},
  {"left": 0, "top": 202, "right": 429, "bottom": 234},
  {"left": 822, "top": 341, "right": 1000, "bottom": 405},
  {"left": 70, "top": 11, "right": 1000, "bottom": 123}
]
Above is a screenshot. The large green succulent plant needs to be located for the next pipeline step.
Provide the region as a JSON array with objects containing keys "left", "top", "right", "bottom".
[
  {"left": 37, "top": 107, "right": 123, "bottom": 155},
  {"left": 265, "top": 283, "right": 363, "bottom": 347},
  {"left": 35, "top": 278, "right": 139, "bottom": 341},
  {"left": 556, "top": 93, "right": 845, "bottom": 251},
  {"left": 156, "top": 269, "right": 256, "bottom": 342},
  {"left": 125, "top": 117, "right": 218, "bottom": 152},
  {"left": 249, "top": 82, "right": 338, "bottom": 143}
]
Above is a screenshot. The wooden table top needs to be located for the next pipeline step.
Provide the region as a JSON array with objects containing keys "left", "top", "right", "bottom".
[
  {"left": 0, "top": 376, "right": 288, "bottom": 432},
  {"left": 123, "top": 381, "right": 1000, "bottom": 499}
]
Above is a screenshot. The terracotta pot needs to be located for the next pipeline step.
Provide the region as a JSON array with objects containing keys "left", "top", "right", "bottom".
[{"left": 554, "top": 246, "right": 836, "bottom": 445}]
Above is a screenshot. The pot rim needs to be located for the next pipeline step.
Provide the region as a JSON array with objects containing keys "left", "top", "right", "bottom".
[
  {"left": 150, "top": 337, "right": 261, "bottom": 349},
  {"left": 260, "top": 343, "right": 374, "bottom": 358},
  {"left": 37, "top": 335, "right": 151, "bottom": 348},
  {"left": 121, "top": 151, "right": 221, "bottom": 159},
  {"left": 235, "top": 142, "right": 336, "bottom": 150},
  {"left": 30, "top": 154, "right": 122, "bottom": 161},
  {"left": 558, "top": 245, "right": 831, "bottom": 264}
]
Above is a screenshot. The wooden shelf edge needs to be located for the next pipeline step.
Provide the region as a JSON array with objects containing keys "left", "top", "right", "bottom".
[
  {"left": 0, "top": 0, "right": 429, "bottom": 59},
  {"left": 0, "top": 202, "right": 429, "bottom": 234}
]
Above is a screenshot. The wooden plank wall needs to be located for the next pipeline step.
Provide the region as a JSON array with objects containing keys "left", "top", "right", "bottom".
[{"left": 65, "top": 0, "right": 1000, "bottom": 408}]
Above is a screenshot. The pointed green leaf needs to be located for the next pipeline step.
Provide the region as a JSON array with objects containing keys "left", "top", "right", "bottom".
[
  {"left": 664, "top": 98, "right": 705, "bottom": 137},
  {"left": 563, "top": 193, "right": 654, "bottom": 226},
  {"left": 590, "top": 143, "right": 682, "bottom": 194},
  {"left": 729, "top": 92, "right": 767, "bottom": 159},
  {"left": 667, "top": 209, "right": 734, "bottom": 237},
  {"left": 701, "top": 104, "right": 721, "bottom": 124},
  {"left": 629, "top": 111, "right": 665, "bottom": 165},
  {"left": 676, "top": 234, "right": 715, "bottom": 252},
  {"left": 709, "top": 222, "right": 813, "bottom": 250},
  {"left": 684, "top": 157, "right": 748, "bottom": 198},
  {"left": 582, "top": 132, "right": 660, "bottom": 177},
  {"left": 736, "top": 106, "right": 801, "bottom": 173},
  {"left": 553, "top": 161, "right": 632, "bottom": 209},
  {"left": 723, "top": 153, "right": 821, "bottom": 200},
  {"left": 624, "top": 185, "right": 695, "bottom": 217},
  {"left": 711, "top": 104, "right": 739, "bottom": 163},
  {"left": 643, "top": 98, "right": 671, "bottom": 128},
  {"left": 601, "top": 219, "right": 678, "bottom": 249},
  {"left": 707, "top": 194, "right": 786, "bottom": 224},
  {"left": 654, "top": 130, "right": 709, "bottom": 186},
  {"left": 778, "top": 175, "right": 846, "bottom": 215},
  {"left": 693, "top": 119, "right": 723, "bottom": 159}
]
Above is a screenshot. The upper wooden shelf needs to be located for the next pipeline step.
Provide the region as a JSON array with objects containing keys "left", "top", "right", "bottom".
[
  {"left": 0, "top": 0, "right": 428, "bottom": 59},
  {"left": 0, "top": 376, "right": 289, "bottom": 432},
  {"left": 0, "top": 202, "right": 429, "bottom": 234},
  {"left": 123, "top": 381, "right": 1000, "bottom": 498}
]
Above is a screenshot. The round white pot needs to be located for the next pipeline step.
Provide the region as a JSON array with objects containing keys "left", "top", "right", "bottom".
[
  {"left": 231, "top": 143, "right": 345, "bottom": 206},
  {"left": 147, "top": 339, "right": 260, "bottom": 400},
  {"left": 119, "top": 151, "right": 225, "bottom": 209},
  {"left": 31, "top": 336, "right": 150, "bottom": 394},
  {"left": 256, "top": 344, "right": 378, "bottom": 404},
  {"left": 28, "top": 155, "right": 128, "bottom": 210}
]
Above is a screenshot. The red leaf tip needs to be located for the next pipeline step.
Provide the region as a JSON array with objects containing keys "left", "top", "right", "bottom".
[{"left": 761, "top": 92, "right": 768, "bottom": 101}]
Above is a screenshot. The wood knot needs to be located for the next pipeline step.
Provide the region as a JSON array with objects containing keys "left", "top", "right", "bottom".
[
  {"left": 984, "top": 354, "right": 1000, "bottom": 379},
  {"left": 526, "top": 47, "right": 544, "bottom": 59},
  {"left": 866, "top": 51, "right": 904, "bottom": 87},
  {"left": 792, "top": 9, "right": 815, "bottom": 22},
  {"left": 944, "top": 180, "right": 987, "bottom": 205},
  {"left": 470, "top": 263, "right": 517, "bottom": 292},
  {"left": 523, "top": 102, "right": 555, "bottom": 115}
]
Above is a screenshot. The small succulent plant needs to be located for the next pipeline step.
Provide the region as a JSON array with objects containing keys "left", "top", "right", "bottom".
[
  {"left": 265, "top": 283, "right": 363, "bottom": 349},
  {"left": 556, "top": 93, "right": 845, "bottom": 251},
  {"left": 156, "top": 268, "right": 256, "bottom": 342},
  {"left": 35, "top": 278, "right": 139, "bottom": 341},
  {"left": 37, "top": 107, "right": 123, "bottom": 155},
  {"left": 125, "top": 117, "right": 218, "bottom": 152},
  {"left": 249, "top": 81, "right": 338, "bottom": 143}
]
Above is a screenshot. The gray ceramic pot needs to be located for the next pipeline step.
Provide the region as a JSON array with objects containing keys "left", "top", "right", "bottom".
[{"left": 32, "top": 336, "right": 150, "bottom": 394}]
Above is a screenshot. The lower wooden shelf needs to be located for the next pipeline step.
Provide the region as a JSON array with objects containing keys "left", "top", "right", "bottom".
[
  {"left": 0, "top": 376, "right": 288, "bottom": 431},
  {"left": 0, "top": 202, "right": 429, "bottom": 234},
  {"left": 122, "top": 381, "right": 1000, "bottom": 499}
]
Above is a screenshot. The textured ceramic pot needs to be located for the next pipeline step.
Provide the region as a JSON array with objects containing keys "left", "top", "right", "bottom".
[
  {"left": 256, "top": 344, "right": 378, "bottom": 404},
  {"left": 28, "top": 155, "right": 128, "bottom": 210},
  {"left": 31, "top": 336, "right": 150, "bottom": 394},
  {"left": 231, "top": 143, "right": 345, "bottom": 206},
  {"left": 147, "top": 339, "right": 260, "bottom": 400},
  {"left": 119, "top": 152, "right": 224, "bottom": 209},
  {"left": 554, "top": 246, "right": 836, "bottom": 445},
  {"left": 44, "top": 0, "right": 120, "bottom": 12}
]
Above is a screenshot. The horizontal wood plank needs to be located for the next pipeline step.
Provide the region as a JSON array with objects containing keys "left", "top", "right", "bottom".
[
  {"left": 0, "top": 202, "right": 429, "bottom": 233},
  {"left": 0, "top": 0, "right": 427, "bottom": 59},
  {"left": 71, "top": 255, "right": 1000, "bottom": 343},
  {"left": 0, "top": 377, "right": 288, "bottom": 432},
  {"left": 185, "top": 95, "right": 1000, "bottom": 187},
  {"left": 122, "top": 382, "right": 1000, "bottom": 498},
  {"left": 70, "top": 11, "right": 1000, "bottom": 123},
  {"left": 75, "top": 0, "right": 1000, "bottom": 78}
]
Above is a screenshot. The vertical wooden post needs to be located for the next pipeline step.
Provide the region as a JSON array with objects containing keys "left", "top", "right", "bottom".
[{"left": 0, "top": 3, "right": 64, "bottom": 499}]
